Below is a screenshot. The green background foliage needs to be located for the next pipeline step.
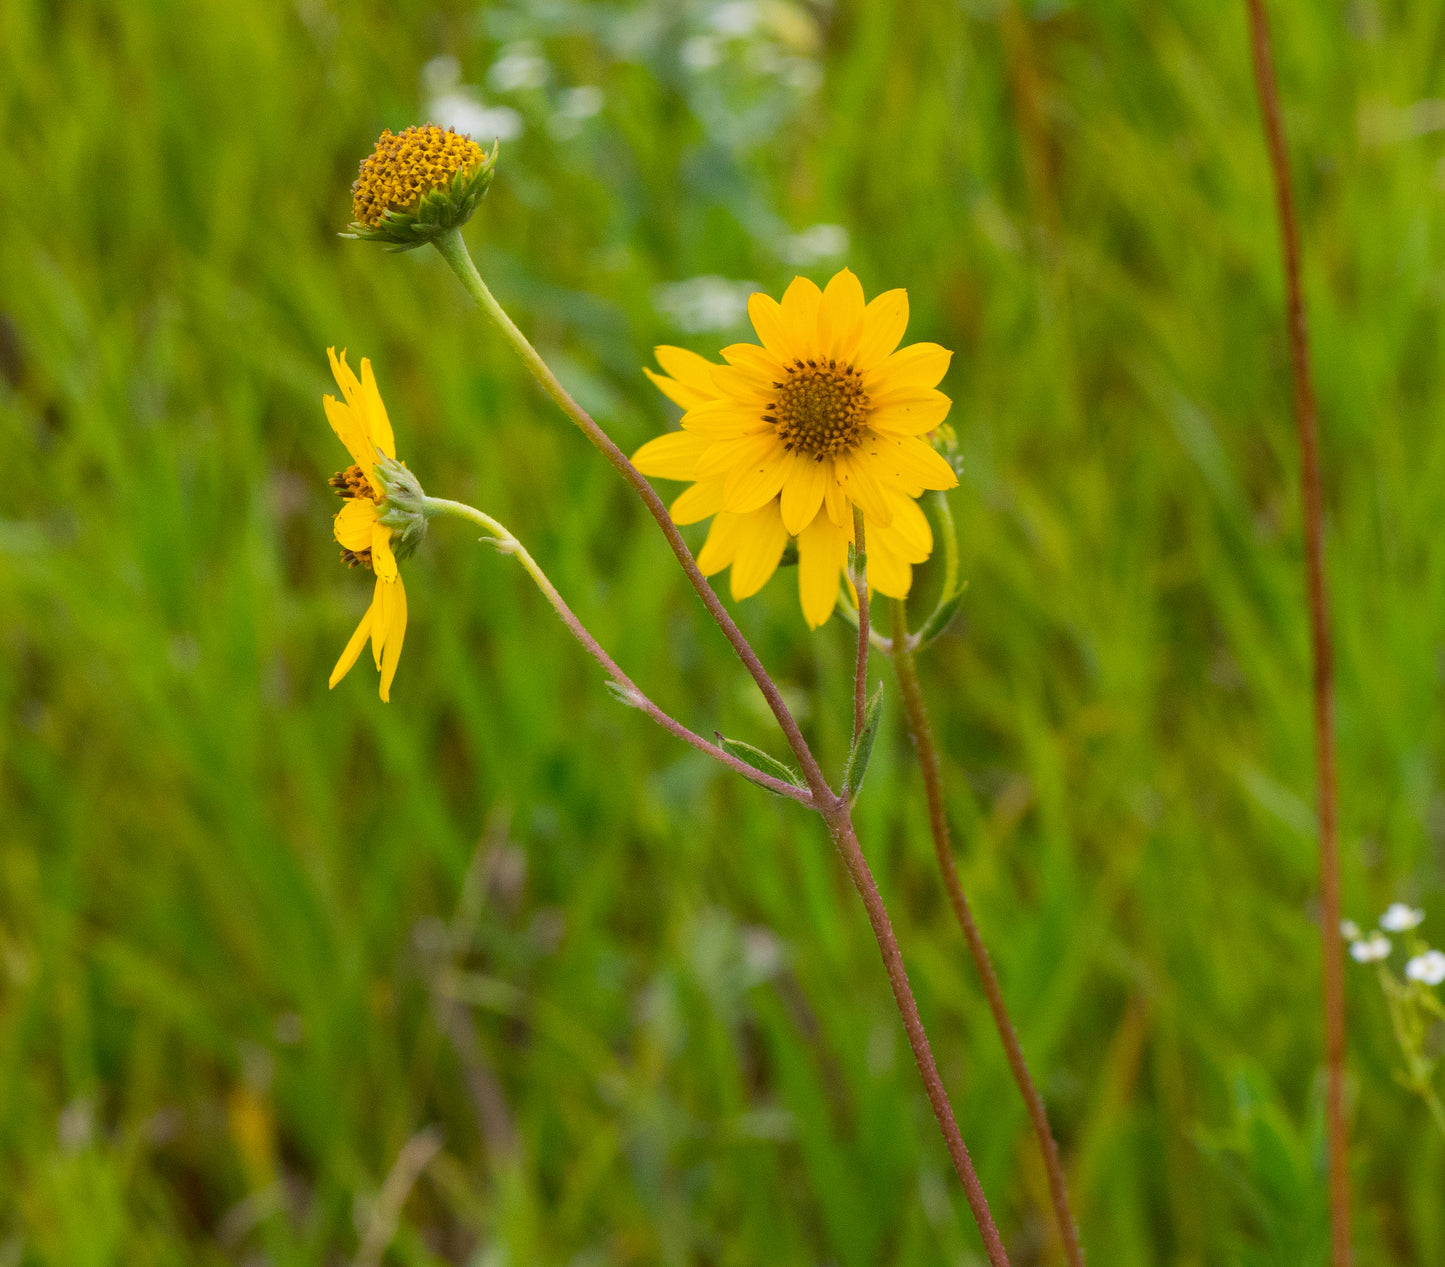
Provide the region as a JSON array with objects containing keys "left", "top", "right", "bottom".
[{"left": 2, "top": 0, "right": 1443, "bottom": 1261}]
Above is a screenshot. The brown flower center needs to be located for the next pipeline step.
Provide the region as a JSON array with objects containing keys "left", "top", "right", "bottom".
[
  {"left": 330, "top": 464, "right": 375, "bottom": 569},
  {"left": 765, "top": 359, "right": 870, "bottom": 460}
]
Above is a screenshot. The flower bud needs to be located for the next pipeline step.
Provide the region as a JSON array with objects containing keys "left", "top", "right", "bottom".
[
  {"left": 343, "top": 125, "right": 499, "bottom": 251},
  {"left": 373, "top": 454, "right": 428, "bottom": 561}
]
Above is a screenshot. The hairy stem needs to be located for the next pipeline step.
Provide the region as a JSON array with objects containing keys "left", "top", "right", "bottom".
[
  {"left": 890, "top": 599, "right": 1083, "bottom": 1266},
  {"left": 425, "top": 496, "right": 810, "bottom": 802},
  {"left": 432, "top": 228, "right": 830, "bottom": 802},
  {"left": 1244, "top": 5, "right": 1349, "bottom": 1262},
  {"left": 821, "top": 801, "right": 1011, "bottom": 1267}
]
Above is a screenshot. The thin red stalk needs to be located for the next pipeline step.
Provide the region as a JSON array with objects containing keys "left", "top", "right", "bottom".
[
  {"left": 852, "top": 511, "right": 870, "bottom": 745},
  {"left": 891, "top": 600, "right": 1083, "bottom": 1266},
  {"left": 822, "top": 804, "right": 1011, "bottom": 1267},
  {"left": 1243, "top": 5, "right": 1349, "bottom": 1263}
]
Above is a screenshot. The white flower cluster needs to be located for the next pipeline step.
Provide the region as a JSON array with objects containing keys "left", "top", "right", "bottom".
[{"left": 1343, "top": 904, "right": 1445, "bottom": 982}]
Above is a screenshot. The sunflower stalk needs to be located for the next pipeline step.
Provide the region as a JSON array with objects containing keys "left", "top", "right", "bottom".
[
  {"left": 427, "top": 227, "right": 1012, "bottom": 1263},
  {"left": 889, "top": 596, "right": 1085, "bottom": 1267}
]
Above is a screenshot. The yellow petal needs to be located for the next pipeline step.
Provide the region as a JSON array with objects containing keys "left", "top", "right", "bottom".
[
  {"left": 328, "top": 346, "right": 362, "bottom": 406},
  {"left": 868, "top": 390, "right": 952, "bottom": 436},
  {"left": 709, "top": 363, "right": 774, "bottom": 404},
  {"left": 324, "top": 394, "right": 374, "bottom": 475},
  {"left": 723, "top": 443, "right": 796, "bottom": 514},
  {"left": 378, "top": 577, "right": 408, "bottom": 702},
  {"left": 833, "top": 451, "right": 894, "bottom": 525},
  {"left": 879, "top": 493, "right": 934, "bottom": 560},
  {"left": 779, "top": 276, "right": 822, "bottom": 351},
  {"left": 681, "top": 398, "right": 771, "bottom": 440},
  {"left": 695, "top": 429, "right": 781, "bottom": 481},
  {"left": 853, "top": 289, "right": 910, "bottom": 371},
  {"left": 863, "top": 435, "right": 959, "bottom": 492},
  {"left": 729, "top": 502, "right": 789, "bottom": 600},
  {"left": 371, "top": 575, "right": 390, "bottom": 670},
  {"left": 371, "top": 524, "right": 398, "bottom": 580},
  {"left": 748, "top": 291, "right": 798, "bottom": 363},
  {"left": 865, "top": 526, "right": 913, "bottom": 599},
  {"left": 644, "top": 366, "right": 712, "bottom": 411},
  {"left": 329, "top": 599, "right": 375, "bottom": 688},
  {"left": 670, "top": 479, "right": 726, "bottom": 525},
  {"left": 824, "top": 465, "right": 851, "bottom": 528},
  {"left": 872, "top": 341, "right": 952, "bottom": 391},
  {"left": 779, "top": 454, "right": 830, "bottom": 535},
  {"left": 655, "top": 345, "right": 722, "bottom": 394},
  {"left": 697, "top": 511, "right": 746, "bottom": 575},
  {"left": 633, "top": 430, "right": 712, "bottom": 480},
  {"left": 334, "top": 497, "right": 377, "bottom": 550},
  {"left": 359, "top": 358, "right": 397, "bottom": 459},
  {"left": 818, "top": 268, "right": 866, "bottom": 364},
  {"left": 720, "top": 342, "right": 785, "bottom": 381},
  {"left": 798, "top": 511, "right": 849, "bottom": 628}
]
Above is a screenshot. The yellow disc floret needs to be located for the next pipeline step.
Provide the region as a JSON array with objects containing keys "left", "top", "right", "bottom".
[{"left": 351, "top": 125, "right": 487, "bottom": 227}]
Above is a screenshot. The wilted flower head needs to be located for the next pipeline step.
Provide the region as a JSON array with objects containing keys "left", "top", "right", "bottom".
[
  {"left": 1405, "top": 949, "right": 1445, "bottom": 986},
  {"left": 1380, "top": 902, "right": 1425, "bottom": 932},
  {"left": 1349, "top": 932, "right": 1391, "bottom": 963},
  {"left": 344, "top": 125, "right": 498, "bottom": 250}
]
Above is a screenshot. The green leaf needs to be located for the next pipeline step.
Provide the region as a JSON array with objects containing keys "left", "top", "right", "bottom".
[
  {"left": 913, "top": 581, "right": 968, "bottom": 649},
  {"left": 844, "top": 681, "right": 885, "bottom": 797},
  {"left": 604, "top": 680, "right": 645, "bottom": 709},
  {"left": 717, "top": 735, "right": 806, "bottom": 793}
]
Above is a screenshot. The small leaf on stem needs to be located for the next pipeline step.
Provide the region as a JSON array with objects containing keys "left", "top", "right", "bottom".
[
  {"left": 716, "top": 734, "right": 807, "bottom": 793},
  {"left": 844, "top": 680, "right": 884, "bottom": 798}
]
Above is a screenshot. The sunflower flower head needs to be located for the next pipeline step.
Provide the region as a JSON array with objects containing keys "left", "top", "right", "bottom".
[
  {"left": 324, "top": 348, "right": 409, "bottom": 701},
  {"left": 632, "top": 268, "right": 958, "bottom": 628},
  {"left": 343, "top": 125, "right": 498, "bottom": 251}
]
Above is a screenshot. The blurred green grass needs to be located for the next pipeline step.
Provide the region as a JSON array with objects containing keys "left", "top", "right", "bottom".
[{"left": 2, "top": 0, "right": 1444, "bottom": 1261}]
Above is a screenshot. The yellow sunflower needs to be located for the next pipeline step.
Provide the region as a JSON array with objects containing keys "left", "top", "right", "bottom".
[
  {"left": 324, "top": 348, "right": 408, "bottom": 701},
  {"left": 632, "top": 268, "right": 958, "bottom": 628}
]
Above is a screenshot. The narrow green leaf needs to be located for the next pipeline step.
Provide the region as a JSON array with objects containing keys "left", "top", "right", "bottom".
[
  {"left": 914, "top": 581, "right": 969, "bottom": 649},
  {"left": 604, "top": 680, "right": 645, "bottom": 709},
  {"left": 717, "top": 735, "right": 806, "bottom": 792},
  {"left": 844, "top": 680, "right": 885, "bottom": 796}
]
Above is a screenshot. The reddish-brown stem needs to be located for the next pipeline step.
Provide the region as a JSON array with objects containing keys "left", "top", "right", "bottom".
[
  {"left": 1244, "top": 4, "right": 1349, "bottom": 1263},
  {"left": 891, "top": 599, "right": 1083, "bottom": 1266},
  {"left": 852, "top": 510, "right": 870, "bottom": 745},
  {"left": 821, "top": 801, "right": 1011, "bottom": 1266}
]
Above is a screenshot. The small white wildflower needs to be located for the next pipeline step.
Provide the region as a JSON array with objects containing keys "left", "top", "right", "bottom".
[
  {"left": 1405, "top": 949, "right": 1445, "bottom": 986},
  {"left": 1339, "top": 919, "right": 1362, "bottom": 942},
  {"left": 1350, "top": 932, "right": 1391, "bottom": 963},
  {"left": 651, "top": 276, "right": 758, "bottom": 333},
  {"left": 421, "top": 55, "right": 462, "bottom": 96},
  {"left": 710, "top": 0, "right": 761, "bottom": 38},
  {"left": 488, "top": 41, "right": 550, "bottom": 93},
  {"left": 1380, "top": 903, "right": 1425, "bottom": 932},
  {"left": 681, "top": 35, "right": 720, "bottom": 71},
  {"left": 428, "top": 93, "right": 524, "bottom": 143},
  {"left": 557, "top": 85, "right": 604, "bottom": 120},
  {"left": 778, "top": 223, "right": 849, "bottom": 266}
]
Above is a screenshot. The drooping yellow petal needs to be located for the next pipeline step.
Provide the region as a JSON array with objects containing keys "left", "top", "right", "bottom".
[
  {"left": 633, "top": 430, "right": 712, "bottom": 481},
  {"left": 880, "top": 492, "right": 934, "bottom": 560},
  {"left": 723, "top": 443, "right": 796, "bottom": 514},
  {"left": 868, "top": 389, "right": 952, "bottom": 436},
  {"left": 798, "top": 510, "right": 850, "bottom": 628},
  {"left": 779, "top": 454, "right": 830, "bottom": 535},
  {"left": 378, "top": 577, "right": 408, "bottom": 702},
  {"left": 644, "top": 366, "right": 712, "bottom": 411},
  {"left": 359, "top": 358, "right": 397, "bottom": 459},
  {"left": 334, "top": 497, "right": 378, "bottom": 551},
  {"left": 371, "top": 523, "right": 398, "bottom": 580},
  {"left": 670, "top": 479, "right": 726, "bottom": 524},
  {"left": 833, "top": 451, "right": 894, "bottom": 525},
  {"left": 329, "top": 599, "right": 375, "bottom": 688},
  {"left": 697, "top": 511, "right": 747, "bottom": 576},
  {"left": 872, "top": 341, "right": 952, "bottom": 392},
  {"left": 853, "top": 289, "right": 909, "bottom": 371},
  {"left": 818, "top": 268, "right": 866, "bottom": 364},
  {"left": 328, "top": 346, "right": 362, "bottom": 407},
  {"left": 655, "top": 346, "right": 722, "bottom": 395},
  {"left": 865, "top": 522, "right": 913, "bottom": 599},
  {"left": 728, "top": 502, "right": 789, "bottom": 600},
  {"left": 371, "top": 575, "right": 391, "bottom": 670}
]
